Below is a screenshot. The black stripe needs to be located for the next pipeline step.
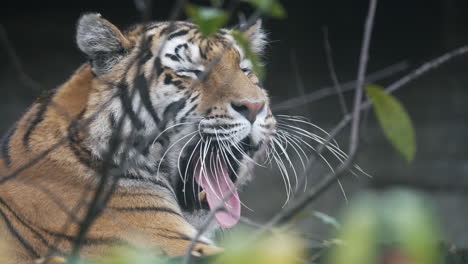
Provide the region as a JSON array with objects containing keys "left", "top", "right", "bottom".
[
  {"left": 39, "top": 228, "right": 128, "bottom": 246},
  {"left": 160, "top": 98, "right": 186, "bottom": 130},
  {"left": 109, "top": 112, "right": 118, "bottom": 128},
  {"left": 184, "top": 104, "right": 197, "bottom": 116},
  {"left": 146, "top": 23, "right": 162, "bottom": 31},
  {"left": 138, "top": 35, "right": 154, "bottom": 64},
  {"left": 121, "top": 174, "right": 176, "bottom": 198},
  {"left": 154, "top": 58, "right": 163, "bottom": 75},
  {"left": 0, "top": 197, "right": 56, "bottom": 252},
  {"left": 199, "top": 46, "right": 207, "bottom": 60},
  {"left": 165, "top": 53, "right": 180, "bottom": 62},
  {"left": 1, "top": 124, "right": 16, "bottom": 166},
  {"left": 168, "top": 29, "right": 189, "bottom": 40},
  {"left": 156, "top": 229, "right": 209, "bottom": 245},
  {"left": 140, "top": 50, "right": 153, "bottom": 64},
  {"left": 118, "top": 81, "right": 145, "bottom": 130},
  {"left": 134, "top": 74, "right": 161, "bottom": 124},
  {"left": 174, "top": 44, "right": 186, "bottom": 60},
  {"left": 67, "top": 111, "right": 101, "bottom": 170},
  {"left": 159, "top": 25, "right": 171, "bottom": 37},
  {"left": 168, "top": 79, "right": 185, "bottom": 90},
  {"left": 185, "top": 69, "right": 201, "bottom": 78},
  {"left": 164, "top": 73, "right": 173, "bottom": 85},
  {"left": 118, "top": 192, "right": 165, "bottom": 200},
  {"left": 189, "top": 94, "right": 200, "bottom": 103},
  {"left": 23, "top": 90, "right": 55, "bottom": 148},
  {"left": 0, "top": 204, "right": 40, "bottom": 258},
  {"left": 110, "top": 206, "right": 181, "bottom": 217}
]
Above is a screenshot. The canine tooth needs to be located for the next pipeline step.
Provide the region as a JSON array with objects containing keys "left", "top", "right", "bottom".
[{"left": 198, "top": 191, "right": 207, "bottom": 201}]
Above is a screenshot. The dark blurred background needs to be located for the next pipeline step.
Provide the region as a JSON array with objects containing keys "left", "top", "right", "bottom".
[{"left": 1, "top": 0, "right": 468, "bottom": 246}]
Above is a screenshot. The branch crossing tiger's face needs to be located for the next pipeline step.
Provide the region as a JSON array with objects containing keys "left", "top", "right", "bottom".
[{"left": 77, "top": 14, "right": 275, "bottom": 228}]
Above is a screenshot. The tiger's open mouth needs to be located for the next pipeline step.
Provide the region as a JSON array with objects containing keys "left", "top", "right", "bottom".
[{"left": 176, "top": 137, "right": 256, "bottom": 228}]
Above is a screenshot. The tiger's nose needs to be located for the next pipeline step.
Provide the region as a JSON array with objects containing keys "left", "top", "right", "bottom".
[{"left": 231, "top": 101, "right": 265, "bottom": 123}]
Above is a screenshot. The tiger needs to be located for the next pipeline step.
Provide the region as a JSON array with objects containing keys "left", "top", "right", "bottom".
[{"left": 0, "top": 13, "right": 277, "bottom": 263}]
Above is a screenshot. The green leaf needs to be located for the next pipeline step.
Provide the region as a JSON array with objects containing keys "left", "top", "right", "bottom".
[
  {"left": 366, "top": 84, "right": 416, "bottom": 162},
  {"left": 329, "top": 190, "right": 441, "bottom": 264},
  {"left": 328, "top": 193, "right": 379, "bottom": 264},
  {"left": 231, "top": 31, "right": 264, "bottom": 79},
  {"left": 217, "top": 228, "right": 304, "bottom": 264},
  {"left": 381, "top": 190, "right": 441, "bottom": 264},
  {"left": 88, "top": 247, "right": 170, "bottom": 264},
  {"left": 185, "top": 5, "right": 228, "bottom": 36},
  {"left": 244, "top": 0, "right": 287, "bottom": 18}
]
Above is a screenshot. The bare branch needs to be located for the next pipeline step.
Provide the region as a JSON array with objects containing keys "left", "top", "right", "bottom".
[
  {"left": 323, "top": 26, "right": 348, "bottom": 115},
  {"left": 290, "top": 50, "right": 306, "bottom": 100},
  {"left": 385, "top": 45, "right": 468, "bottom": 94},
  {"left": 134, "top": 0, "right": 153, "bottom": 22},
  {"left": 256, "top": 42, "right": 468, "bottom": 238},
  {"left": 0, "top": 24, "right": 42, "bottom": 91},
  {"left": 271, "top": 61, "right": 409, "bottom": 112},
  {"left": 348, "top": 0, "right": 378, "bottom": 154}
]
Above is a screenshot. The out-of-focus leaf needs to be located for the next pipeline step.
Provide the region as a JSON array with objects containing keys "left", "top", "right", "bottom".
[
  {"left": 231, "top": 31, "right": 264, "bottom": 79},
  {"left": 366, "top": 84, "right": 416, "bottom": 162},
  {"left": 210, "top": 0, "right": 224, "bottom": 8},
  {"left": 185, "top": 5, "right": 228, "bottom": 36},
  {"left": 381, "top": 190, "right": 441, "bottom": 264},
  {"left": 329, "top": 190, "right": 441, "bottom": 264},
  {"left": 89, "top": 247, "right": 169, "bottom": 264},
  {"left": 244, "top": 0, "right": 286, "bottom": 18},
  {"left": 216, "top": 229, "right": 304, "bottom": 264},
  {"left": 328, "top": 193, "right": 378, "bottom": 264}
]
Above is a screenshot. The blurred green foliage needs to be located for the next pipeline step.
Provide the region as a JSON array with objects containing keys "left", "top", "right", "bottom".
[
  {"left": 243, "top": 0, "right": 286, "bottom": 18},
  {"left": 185, "top": 5, "right": 228, "bottom": 36},
  {"left": 328, "top": 189, "right": 441, "bottom": 264},
  {"left": 231, "top": 31, "right": 265, "bottom": 79}
]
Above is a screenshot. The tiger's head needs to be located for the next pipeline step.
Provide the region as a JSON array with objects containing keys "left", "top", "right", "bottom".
[{"left": 76, "top": 14, "right": 276, "bottom": 229}]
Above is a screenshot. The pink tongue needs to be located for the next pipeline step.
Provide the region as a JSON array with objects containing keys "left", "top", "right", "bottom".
[{"left": 194, "top": 159, "right": 241, "bottom": 228}]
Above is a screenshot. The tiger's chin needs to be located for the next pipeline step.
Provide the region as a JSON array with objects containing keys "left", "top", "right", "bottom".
[{"left": 174, "top": 136, "right": 262, "bottom": 230}]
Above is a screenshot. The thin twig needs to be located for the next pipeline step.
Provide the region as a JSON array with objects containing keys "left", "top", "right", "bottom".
[
  {"left": 134, "top": 0, "right": 153, "bottom": 22},
  {"left": 348, "top": 0, "right": 378, "bottom": 154},
  {"left": 322, "top": 26, "right": 348, "bottom": 115},
  {"left": 0, "top": 24, "right": 42, "bottom": 91},
  {"left": 290, "top": 50, "right": 306, "bottom": 103},
  {"left": 271, "top": 61, "right": 409, "bottom": 112}
]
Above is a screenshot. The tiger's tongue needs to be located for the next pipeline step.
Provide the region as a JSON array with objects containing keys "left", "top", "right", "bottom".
[{"left": 194, "top": 160, "right": 240, "bottom": 228}]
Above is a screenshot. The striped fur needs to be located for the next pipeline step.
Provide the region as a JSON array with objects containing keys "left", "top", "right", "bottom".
[{"left": 0, "top": 14, "right": 275, "bottom": 263}]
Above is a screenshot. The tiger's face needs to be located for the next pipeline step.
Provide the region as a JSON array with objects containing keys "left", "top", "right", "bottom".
[{"left": 77, "top": 14, "right": 276, "bottom": 228}]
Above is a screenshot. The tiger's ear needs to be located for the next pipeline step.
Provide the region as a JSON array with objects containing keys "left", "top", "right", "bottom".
[
  {"left": 76, "top": 13, "right": 132, "bottom": 75},
  {"left": 243, "top": 19, "right": 267, "bottom": 54}
]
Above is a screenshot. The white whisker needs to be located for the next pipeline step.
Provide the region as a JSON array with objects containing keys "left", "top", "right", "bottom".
[{"left": 156, "top": 131, "right": 198, "bottom": 177}]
